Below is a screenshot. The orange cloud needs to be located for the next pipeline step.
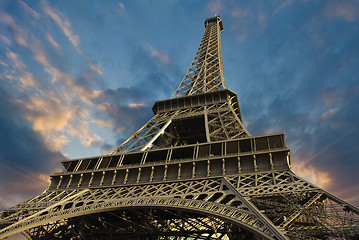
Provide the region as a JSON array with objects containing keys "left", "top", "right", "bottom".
[
  {"left": 68, "top": 121, "right": 102, "bottom": 147},
  {"left": 93, "top": 119, "right": 114, "bottom": 128},
  {"left": 293, "top": 160, "right": 332, "bottom": 189},
  {"left": 6, "top": 50, "right": 36, "bottom": 87},
  {"left": 0, "top": 162, "right": 50, "bottom": 210},
  {"left": 129, "top": 103, "right": 145, "bottom": 108}
]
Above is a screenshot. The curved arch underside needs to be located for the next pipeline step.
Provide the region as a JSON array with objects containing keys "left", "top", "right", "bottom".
[
  {"left": 2, "top": 175, "right": 359, "bottom": 239},
  {"left": 28, "top": 207, "right": 267, "bottom": 240}
]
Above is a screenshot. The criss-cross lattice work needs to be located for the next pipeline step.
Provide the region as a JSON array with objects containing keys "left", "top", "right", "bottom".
[
  {"left": 110, "top": 90, "right": 250, "bottom": 154},
  {"left": 172, "top": 16, "right": 225, "bottom": 98}
]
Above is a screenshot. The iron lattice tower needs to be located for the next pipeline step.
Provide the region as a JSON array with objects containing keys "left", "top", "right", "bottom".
[{"left": 1, "top": 16, "right": 359, "bottom": 240}]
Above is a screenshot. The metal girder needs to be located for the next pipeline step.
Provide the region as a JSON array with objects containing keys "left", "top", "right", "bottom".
[
  {"left": 1, "top": 177, "right": 288, "bottom": 239},
  {"left": 110, "top": 97, "right": 249, "bottom": 154}
]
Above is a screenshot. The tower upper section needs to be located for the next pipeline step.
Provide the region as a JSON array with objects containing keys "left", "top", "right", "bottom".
[{"left": 172, "top": 16, "right": 226, "bottom": 98}]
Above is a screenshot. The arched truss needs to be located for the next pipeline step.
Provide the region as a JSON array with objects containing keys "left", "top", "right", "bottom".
[
  {"left": 1, "top": 173, "right": 359, "bottom": 239},
  {"left": 0, "top": 178, "right": 286, "bottom": 240},
  {"left": 28, "top": 208, "right": 266, "bottom": 240}
]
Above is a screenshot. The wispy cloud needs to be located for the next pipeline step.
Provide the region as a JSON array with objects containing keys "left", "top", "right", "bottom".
[
  {"left": 17, "top": 0, "right": 40, "bottom": 18},
  {"left": 0, "top": 13, "right": 27, "bottom": 46},
  {"left": 146, "top": 44, "right": 170, "bottom": 65},
  {"left": 0, "top": 34, "right": 11, "bottom": 45},
  {"left": 208, "top": 0, "right": 223, "bottom": 15},
  {"left": 42, "top": 1, "right": 80, "bottom": 51},
  {"left": 272, "top": 0, "right": 294, "bottom": 15},
  {"left": 1, "top": 11, "right": 105, "bottom": 153},
  {"left": 325, "top": 1, "right": 358, "bottom": 22},
  {"left": 6, "top": 50, "right": 36, "bottom": 87},
  {"left": 93, "top": 119, "right": 114, "bottom": 128},
  {"left": 46, "top": 33, "right": 61, "bottom": 51},
  {"left": 118, "top": 2, "right": 125, "bottom": 11},
  {"left": 89, "top": 62, "right": 103, "bottom": 75},
  {"left": 68, "top": 121, "right": 102, "bottom": 147}
]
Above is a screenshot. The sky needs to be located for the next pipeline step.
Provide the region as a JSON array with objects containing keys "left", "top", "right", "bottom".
[{"left": 0, "top": 0, "right": 359, "bottom": 213}]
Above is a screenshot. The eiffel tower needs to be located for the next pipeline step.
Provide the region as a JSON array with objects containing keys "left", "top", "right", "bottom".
[{"left": 1, "top": 16, "right": 359, "bottom": 240}]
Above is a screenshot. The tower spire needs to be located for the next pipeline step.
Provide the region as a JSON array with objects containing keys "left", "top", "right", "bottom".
[{"left": 172, "top": 16, "right": 226, "bottom": 98}]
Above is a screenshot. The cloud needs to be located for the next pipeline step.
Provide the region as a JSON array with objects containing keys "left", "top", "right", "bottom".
[
  {"left": 0, "top": 162, "right": 51, "bottom": 210},
  {"left": 0, "top": 34, "right": 11, "bottom": 45},
  {"left": 89, "top": 62, "right": 103, "bottom": 75},
  {"left": 325, "top": 1, "right": 358, "bottom": 21},
  {"left": 0, "top": 12, "right": 27, "bottom": 46},
  {"left": 272, "top": 0, "right": 295, "bottom": 15},
  {"left": 146, "top": 44, "right": 170, "bottom": 65},
  {"left": 2, "top": 38, "right": 104, "bottom": 154},
  {"left": 118, "top": 2, "right": 125, "bottom": 11},
  {"left": 17, "top": 0, "right": 40, "bottom": 18},
  {"left": 5, "top": 50, "right": 36, "bottom": 87},
  {"left": 20, "top": 93, "right": 73, "bottom": 132},
  {"left": 94, "top": 87, "right": 152, "bottom": 133},
  {"left": 321, "top": 107, "right": 339, "bottom": 119},
  {"left": 208, "top": 0, "right": 223, "bottom": 15},
  {"left": 293, "top": 161, "right": 332, "bottom": 189},
  {"left": 68, "top": 121, "right": 102, "bottom": 147},
  {"left": 42, "top": 1, "right": 80, "bottom": 51},
  {"left": 46, "top": 33, "right": 61, "bottom": 51},
  {"left": 0, "top": 84, "right": 65, "bottom": 210},
  {"left": 129, "top": 103, "right": 145, "bottom": 108},
  {"left": 229, "top": 5, "right": 268, "bottom": 41},
  {"left": 232, "top": 8, "right": 248, "bottom": 19}
]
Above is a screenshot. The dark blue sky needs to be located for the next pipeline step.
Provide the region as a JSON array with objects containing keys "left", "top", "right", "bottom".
[{"left": 0, "top": 0, "right": 358, "bottom": 212}]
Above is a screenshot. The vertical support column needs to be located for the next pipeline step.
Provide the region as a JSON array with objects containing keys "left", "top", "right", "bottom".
[
  {"left": 237, "top": 157, "right": 241, "bottom": 174},
  {"left": 287, "top": 152, "right": 292, "bottom": 169},
  {"left": 253, "top": 155, "right": 257, "bottom": 172},
  {"left": 270, "top": 153, "right": 276, "bottom": 184},
  {"left": 164, "top": 165, "right": 168, "bottom": 181},
  {"left": 150, "top": 166, "right": 154, "bottom": 182},
  {"left": 178, "top": 164, "right": 182, "bottom": 180},
  {"left": 269, "top": 153, "right": 274, "bottom": 170},
  {"left": 222, "top": 158, "right": 226, "bottom": 175},
  {"left": 78, "top": 174, "right": 83, "bottom": 188},
  {"left": 204, "top": 106, "right": 211, "bottom": 142},
  {"left": 89, "top": 172, "right": 94, "bottom": 187},
  {"left": 56, "top": 176, "right": 63, "bottom": 189},
  {"left": 112, "top": 170, "right": 117, "bottom": 185},
  {"left": 137, "top": 168, "right": 142, "bottom": 183},
  {"left": 100, "top": 171, "right": 105, "bottom": 186},
  {"left": 124, "top": 169, "right": 129, "bottom": 184},
  {"left": 192, "top": 162, "right": 196, "bottom": 178},
  {"left": 207, "top": 160, "right": 211, "bottom": 177},
  {"left": 67, "top": 175, "right": 73, "bottom": 188}
]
